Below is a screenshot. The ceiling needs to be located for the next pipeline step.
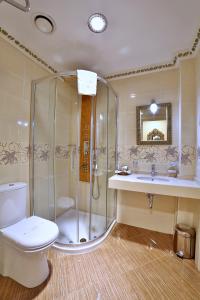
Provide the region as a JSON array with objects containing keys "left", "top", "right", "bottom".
[{"left": 0, "top": 0, "right": 200, "bottom": 77}]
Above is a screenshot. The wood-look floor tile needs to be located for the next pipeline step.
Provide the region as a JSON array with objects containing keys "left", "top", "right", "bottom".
[
  {"left": 0, "top": 223, "right": 200, "bottom": 300},
  {"left": 125, "top": 255, "right": 200, "bottom": 300}
]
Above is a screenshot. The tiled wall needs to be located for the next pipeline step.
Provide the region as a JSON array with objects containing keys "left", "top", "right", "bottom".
[
  {"left": 194, "top": 49, "right": 200, "bottom": 269},
  {"left": 111, "top": 66, "right": 197, "bottom": 177},
  {"left": 0, "top": 36, "right": 49, "bottom": 214},
  {"left": 110, "top": 66, "right": 198, "bottom": 234},
  {"left": 179, "top": 59, "right": 196, "bottom": 178},
  {"left": 111, "top": 69, "right": 180, "bottom": 174},
  {"left": 110, "top": 70, "right": 179, "bottom": 233},
  {"left": 196, "top": 50, "right": 200, "bottom": 182}
]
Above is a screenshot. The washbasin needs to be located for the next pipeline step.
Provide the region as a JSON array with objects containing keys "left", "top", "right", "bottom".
[{"left": 137, "top": 176, "right": 169, "bottom": 182}]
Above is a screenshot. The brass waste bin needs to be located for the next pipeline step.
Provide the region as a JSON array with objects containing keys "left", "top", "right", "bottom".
[{"left": 173, "top": 224, "right": 195, "bottom": 259}]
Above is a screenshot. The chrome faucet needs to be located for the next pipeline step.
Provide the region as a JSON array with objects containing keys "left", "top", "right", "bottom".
[{"left": 151, "top": 164, "right": 157, "bottom": 177}]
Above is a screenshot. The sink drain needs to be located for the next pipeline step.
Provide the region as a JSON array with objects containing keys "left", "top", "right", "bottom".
[{"left": 80, "top": 238, "right": 87, "bottom": 243}]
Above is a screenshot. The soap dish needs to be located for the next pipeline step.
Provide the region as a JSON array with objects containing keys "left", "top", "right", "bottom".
[{"left": 115, "top": 170, "right": 131, "bottom": 176}]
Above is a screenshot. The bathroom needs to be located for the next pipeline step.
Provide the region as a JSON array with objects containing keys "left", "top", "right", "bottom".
[{"left": 0, "top": 0, "right": 200, "bottom": 299}]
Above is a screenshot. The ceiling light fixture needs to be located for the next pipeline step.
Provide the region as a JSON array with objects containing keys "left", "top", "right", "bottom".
[
  {"left": 34, "top": 14, "right": 56, "bottom": 34},
  {"left": 88, "top": 13, "right": 107, "bottom": 33},
  {"left": 150, "top": 100, "right": 158, "bottom": 114}
]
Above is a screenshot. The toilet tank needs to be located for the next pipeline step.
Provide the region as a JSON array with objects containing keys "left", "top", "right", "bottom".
[{"left": 0, "top": 182, "right": 27, "bottom": 229}]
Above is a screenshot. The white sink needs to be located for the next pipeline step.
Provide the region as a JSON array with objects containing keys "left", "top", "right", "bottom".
[
  {"left": 137, "top": 176, "right": 170, "bottom": 182},
  {"left": 108, "top": 173, "right": 200, "bottom": 199}
]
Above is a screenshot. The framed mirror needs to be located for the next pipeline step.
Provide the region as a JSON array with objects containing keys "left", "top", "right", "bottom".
[{"left": 136, "top": 102, "right": 172, "bottom": 145}]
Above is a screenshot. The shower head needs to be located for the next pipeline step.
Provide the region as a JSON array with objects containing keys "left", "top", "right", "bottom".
[{"left": 0, "top": 0, "right": 30, "bottom": 12}]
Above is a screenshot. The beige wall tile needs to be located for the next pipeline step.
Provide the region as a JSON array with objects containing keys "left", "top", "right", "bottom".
[{"left": 0, "top": 36, "right": 49, "bottom": 214}]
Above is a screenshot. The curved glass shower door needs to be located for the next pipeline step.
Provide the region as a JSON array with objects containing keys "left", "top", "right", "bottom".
[
  {"left": 30, "top": 72, "right": 117, "bottom": 251},
  {"left": 90, "top": 81, "right": 108, "bottom": 239},
  {"left": 31, "top": 78, "right": 56, "bottom": 221},
  {"left": 54, "top": 78, "right": 80, "bottom": 244}
]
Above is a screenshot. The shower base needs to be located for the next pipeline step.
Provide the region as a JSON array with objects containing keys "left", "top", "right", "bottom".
[{"left": 54, "top": 208, "right": 116, "bottom": 254}]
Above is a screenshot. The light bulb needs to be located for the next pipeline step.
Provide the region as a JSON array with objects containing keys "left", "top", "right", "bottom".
[
  {"left": 150, "top": 101, "right": 158, "bottom": 114},
  {"left": 88, "top": 13, "right": 107, "bottom": 33}
]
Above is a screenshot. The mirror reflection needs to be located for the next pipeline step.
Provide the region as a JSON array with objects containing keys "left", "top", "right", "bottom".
[{"left": 136, "top": 102, "right": 172, "bottom": 145}]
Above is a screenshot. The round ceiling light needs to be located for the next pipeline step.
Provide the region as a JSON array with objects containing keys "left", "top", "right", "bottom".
[
  {"left": 34, "top": 14, "right": 56, "bottom": 34},
  {"left": 88, "top": 13, "right": 107, "bottom": 33}
]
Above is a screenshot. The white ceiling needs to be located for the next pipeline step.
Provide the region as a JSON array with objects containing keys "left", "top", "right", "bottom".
[{"left": 0, "top": 0, "right": 200, "bottom": 76}]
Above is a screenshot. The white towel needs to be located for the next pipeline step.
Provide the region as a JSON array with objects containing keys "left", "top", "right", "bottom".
[{"left": 77, "top": 69, "right": 97, "bottom": 96}]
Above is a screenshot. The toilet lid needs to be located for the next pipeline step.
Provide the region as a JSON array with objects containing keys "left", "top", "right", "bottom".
[{"left": 1, "top": 216, "right": 59, "bottom": 250}]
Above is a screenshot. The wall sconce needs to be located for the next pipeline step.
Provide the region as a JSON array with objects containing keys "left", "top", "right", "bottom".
[{"left": 149, "top": 100, "right": 158, "bottom": 114}]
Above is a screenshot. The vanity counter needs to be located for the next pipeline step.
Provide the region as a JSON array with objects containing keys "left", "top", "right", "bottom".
[{"left": 109, "top": 174, "right": 200, "bottom": 199}]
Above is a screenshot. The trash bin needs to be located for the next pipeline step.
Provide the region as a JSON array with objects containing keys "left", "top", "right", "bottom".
[{"left": 173, "top": 224, "right": 195, "bottom": 258}]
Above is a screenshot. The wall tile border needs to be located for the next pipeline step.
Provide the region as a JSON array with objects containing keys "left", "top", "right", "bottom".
[
  {"left": 106, "top": 27, "right": 200, "bottom": 80},
  {"left": 118, "top": 145, "right": 196, "bottom": 171},
  {"left": 0, "top": 27, "right": 57, "bottom": 74},
  {"left": 0, "top": 25, "right": 200, "bottom": 81}
]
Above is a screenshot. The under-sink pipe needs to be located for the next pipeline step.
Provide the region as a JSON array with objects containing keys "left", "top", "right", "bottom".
[{"left": 147, "top": 193, "right": 154, "bottom": 209}]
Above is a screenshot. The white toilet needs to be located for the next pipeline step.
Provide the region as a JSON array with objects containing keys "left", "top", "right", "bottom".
[{"left": 0, "top": 182, "right": 59, "bottom": 288}]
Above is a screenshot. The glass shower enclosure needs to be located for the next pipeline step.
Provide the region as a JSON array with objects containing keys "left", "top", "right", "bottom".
[{"left": 30, "top": 71, "right": 118, "bottom": 252}]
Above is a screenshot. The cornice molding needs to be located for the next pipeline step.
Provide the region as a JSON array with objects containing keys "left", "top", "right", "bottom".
[
  {"left": 106, "top": 28, "right": 200, "bottom": 80},
  {"left": 0, "top": 27, "right": 57, "bottom": 74},
  {"left": 0, "top": 26, "right": 200, "bottom": 79}
]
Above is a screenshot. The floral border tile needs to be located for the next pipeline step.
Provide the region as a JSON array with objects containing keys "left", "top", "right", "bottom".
[
  {"left": 0, "top": 141, "right": 197, "bottom": 180},
  {"left": 33, "top": 144, "right": 49, "bottom": 162},
  {"left": 181, "top": 145, "right": 196, "bottom": 166},
  {"left": 118, "top": 144, "right": 196, "bottom": 171},
  {"left": 0, "top": 142, "right": 29, "bottom": 165}
]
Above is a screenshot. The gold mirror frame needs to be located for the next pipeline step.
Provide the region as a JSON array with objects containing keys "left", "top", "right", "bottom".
[{"left": 136, "top": 102, "right": 172, "bottom": 145}]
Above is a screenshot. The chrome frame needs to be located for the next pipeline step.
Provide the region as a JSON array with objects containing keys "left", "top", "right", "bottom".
[
  {"left": 30, "top": 70, "right": 119, "bottom": 248},
  {"left": 88, "top": 13, "right": 108, "bottom": 34},
  {"left": 89, "top": 96, "right": 94, "bottom": 241}
]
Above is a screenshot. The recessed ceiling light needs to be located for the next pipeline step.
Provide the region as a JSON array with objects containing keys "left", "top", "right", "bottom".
[
  {"left": 34, "top": 14, "right": 56, "bottom": 34},
  {"left": 88, "top": 13, "right": 107, "bottom": 33}
]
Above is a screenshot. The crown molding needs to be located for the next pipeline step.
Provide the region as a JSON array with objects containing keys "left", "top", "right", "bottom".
[
  {"left": 0, "top": 27, "right": 57, "bottom": 74},
  {"left": 106, "top": 27, "right": 200, "bottom": 80},
  {"left": 0, "top": 26, "right": 200, "bottom": 80}
]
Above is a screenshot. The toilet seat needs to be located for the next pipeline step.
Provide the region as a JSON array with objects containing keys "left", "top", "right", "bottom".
[{"left": 1, "top": 216, "right": 59, "bottom": 251}]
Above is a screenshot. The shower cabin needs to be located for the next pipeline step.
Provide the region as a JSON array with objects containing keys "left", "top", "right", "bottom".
[{"left": 30, "top": 71, "right": 118, "bottom": 252}]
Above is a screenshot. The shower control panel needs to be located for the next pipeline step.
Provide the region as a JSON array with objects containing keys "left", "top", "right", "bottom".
[{"left": 80, "top": 96, "right": 91, "bottom": 182}]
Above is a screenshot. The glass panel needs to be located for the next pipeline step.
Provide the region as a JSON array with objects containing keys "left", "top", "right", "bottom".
[
  {"left": 55, "top": 77, "right": 80, "bottom": 244},
  {"left": 32, "top": 78, "right": 56, "bottom": 220},
  {"left": 78, "top": 95, "right": 92, "bottom": 243},
  {"left": 90, "top": 81, "right": 108, "bottom": 239},
  {"left": 107, "top": 89, "right": 117, "bottom": 227}
]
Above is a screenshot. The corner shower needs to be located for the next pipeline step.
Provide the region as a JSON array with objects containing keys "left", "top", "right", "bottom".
[{"left": 30, "top": 71, "right": 118, "bottom": 252}]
